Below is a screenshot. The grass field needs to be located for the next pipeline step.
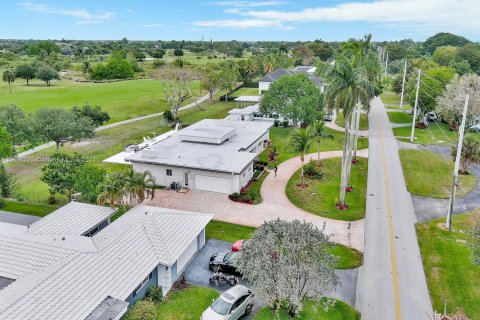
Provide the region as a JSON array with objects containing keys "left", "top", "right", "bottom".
[
  {"left": 385, "top": 105, "right": 412, "bottom": 110},
  {"left": 205, "top": 219, "right": 363, "bottom": 269},
  {"left": 259, "top": 127, "right": 368, "bottom": 167},
  {"left": 230, "top": 87, "right": 259, "bottom": 97},
  {"left": 393, "top": 122, "right": 458, "bottom": 145},
  {"left": 0, "top": 78, "right": 202, "bottom": 123},
  {"left": 399, "top": 149, "right": 476, "bottom": 198},
  {"left": 416, "top": 213, "right": 480, "bottom": 319},
  {"left": 286, "top": 157, "right": 368, "bottom": 221},
  {"left": 1, "top": 199, "right": 57, "bottom": 217},
  {"left": 335, "top": 112, "right": 369, "bottom": 131},
  {"left": 6, "top": 100, "right": 238, "bottom": 204},
  {"left": 254, "top": 298, "right": 361, "bottom": 320},
  {"left": 387, "top": 112, "right": 413, "bottom": 124},
  {"left": 380, "top": 93, "right": 402, "bottom": 105}
]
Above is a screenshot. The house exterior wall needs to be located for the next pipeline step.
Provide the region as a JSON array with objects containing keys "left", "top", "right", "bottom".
[
  {"left": 125, "top": 267, "right": 158, "bottom": 305},
  {"left": 258, "top": 81, "right": 271, "bottom": 93}
]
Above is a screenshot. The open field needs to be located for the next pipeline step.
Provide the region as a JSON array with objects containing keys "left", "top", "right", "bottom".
[
  {"left": 335, "top": 111, "right": 369, "bottom": 131},
  {"left": 0, "top": 77, "right": 202, "bottom": 123},
  {"left": 387, "top": 112, "right": 413, "bottom": 124},
  {"left": 399, "top": 149, "right": 476, "bottom": 198},
  {"left": 416, "top": 213, "right": 480, "bottom": 319},
  {"left": 259, "top": 127, "right": 368, "bottom": 167},
  {"left": 286, "top": 157, "right": 368, "bottom": 221},
  {"left": 6, "top": 99, "right": 238, "bottom": 204},
  {"left": 393, "top": 122, "right": 458, "bottom": 145}
]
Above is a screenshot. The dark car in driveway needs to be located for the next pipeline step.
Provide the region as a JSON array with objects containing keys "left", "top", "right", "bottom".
[{"left": 209, "top": 252, "right": 240, "bottom": 275}]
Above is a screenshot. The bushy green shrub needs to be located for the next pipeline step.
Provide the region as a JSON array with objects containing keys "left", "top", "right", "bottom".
[
  {"left": 124, "top": 300, "right": 157, "bottom": 320},
  {"left": 274, "top": 120, "right": 279, "bottom": 127},
  {"left": 152, "top": 60, "right": 166, "bottom": 68},
  {"left": 163, "top": 110, "right": 174, "bottom": 122},
  {"left": 0, "top": 198, "right": 5, "bottom": 209},
  {"left": 146, "top": 285, "right": 163, "bottom": 303},
  {"left": 304, "top": 160, "right": 323, "bottom": 179},
  {"left": 48, "top": 195, "right": 58, "bottom": 205},
  {"left": 282, "top": 120, "right": 289, "bottom": 127}
]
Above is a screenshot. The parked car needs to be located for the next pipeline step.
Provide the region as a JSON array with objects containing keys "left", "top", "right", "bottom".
[
  {"left": 201, "top": 285, "right": 254, "bottom": 320},
  {"left": 469, "top": 123, "right": 480, "bottom": 132},
  {"left": 209, "top": 252, "right": 239, "bottom": 275},
  {"left": 324, "top": 112, "right": 333, "bottom": 122},
  {"left": 427, "top": 112, "right": 438, "bottom": 122}
]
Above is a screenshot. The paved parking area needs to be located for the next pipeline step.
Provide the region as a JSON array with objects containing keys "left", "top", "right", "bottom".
[
  {"left": 0, "top": 211, "right": 41, "bottom": 225},
  {"left": 182, "top": 239, "right": 359, "bottom": 318}
]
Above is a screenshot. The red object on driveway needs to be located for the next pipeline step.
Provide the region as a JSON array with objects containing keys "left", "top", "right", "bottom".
[{"left": 231, "top": 240, "right": 245, "bottom": 252}]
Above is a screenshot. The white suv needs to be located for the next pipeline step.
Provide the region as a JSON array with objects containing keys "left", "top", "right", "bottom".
[{"left": 201, "top": 285, "right": 254, "bottom": 320}]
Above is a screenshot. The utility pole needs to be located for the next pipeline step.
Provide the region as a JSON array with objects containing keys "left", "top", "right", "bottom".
[
  {"left": 410, "top": 69, "right": 422, "bottom": 143},
  {"left": 400, "top": 59, "right": 407, "bottom": 109},
  {"left": 384, "top": 53, "right": 389, "bottom": 76},
  {"left": 446, "top": 94, "right": 470, "bottom": 231}
]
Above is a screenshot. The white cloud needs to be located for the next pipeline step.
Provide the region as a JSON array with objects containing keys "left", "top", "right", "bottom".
[
  {"left": 142, "top": 24, "right": 164, "bottom": 28},
  {"left": 194, "top": 19, "right": 283, "bottom": 29},
  {"left": 207, "top": 1, "right": 288, "bottom": 7},
  {"left": 18, "top": 2, "right": 115, "bottom": 24},
  {"left": 196, "top": 0, "right": 480, "bottom": 34}
]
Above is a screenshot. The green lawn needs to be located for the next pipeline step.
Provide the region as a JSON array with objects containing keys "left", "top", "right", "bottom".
[
  {"left": 259, "top": 127, "right": 368, "bottom": 167},
  {"left": 286, "top": 157, "right": 368, "bottom": 221},
  {"left": 155, "top": 286, "right": 219, "bottom": 320},
  {"left": 205, "top": 220, "right": 363, "bottom": 269},
  {"left": 335, "top": 112, "right": 369, "bottom": 131},
  {"left": 1, "top": 199, "right": 57, "bottom": 217},
  {"left": 393, "top": 122, "right": 458, "bottom": 145},
  {"left": 0, "top": 78, "right": 202, "bottom": 123},
  {"left": 254, "top": 298, "right": 360, "bottom": 320},
  {"left": 6, "top": 100, "right": 238, "bottom": 204},
  {"left": 416, "top": 213, "right": 480, "bottom": 319},
  {"left": 385, "top": 105, "right": 412, "bottom": 110},
  {"left": 380, "top": 93, "right": 402, "bottom": 105},
  {"left": 387, "top": 112, "right": 413, "bottom": 124},
  {"left": 399, "top": 149, "right": 476, "bottom": 198},
  {"left": 230, "top": 86, "right": 259, "bottom": 97}
]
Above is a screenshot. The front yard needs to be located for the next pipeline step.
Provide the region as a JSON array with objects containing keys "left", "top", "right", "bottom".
[
  {"left": 387, "top": 112, "right": 412, "bottom": 124},
  {"left": 393, "top": 122, "right": 457, "bottom": 145},
  {"left": 416, "top": 213, "right": 480, "bottom": 319},
  {"left": 399, "top": 149, "right": 476, "bottom": 198},
  {"left": 286, "top": 157, "right": 368, "bottom": 221},
  {"left": 335, "top": 111, "right": 369, "bottom": 131}
]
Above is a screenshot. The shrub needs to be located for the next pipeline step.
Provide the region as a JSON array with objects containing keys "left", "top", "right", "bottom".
[
  {"left": 282, "top": 120, "right": 289, "bottom": 127},
  {"left": 274, "top": 120, "right": 279, "bottom": 127},
  {"left": 152, "top": 60, "right": 166, "bottom": 68},
  {"left": 241, "top": 193, "right": 252, "bottom": 202},
  {"left": 0, "top": 198, "right": 5, "bottom": 209},
  {"left": 48, "top": 195, "right": 58, "bottom": 205},
  {"left": 146, "top": 285, "right": 163, "bottom": 303},
  {"left": 124, "top": 300, "right": 157, "bottom": 320},
  {"left": 163, "top": 110, "right": 174, "bottom": 122},
  {"left": 229, "top": 192, "right": 241, "bottom": 201},
  {"left": 304, "top": 160, "right": 323, "bottom": 179}
]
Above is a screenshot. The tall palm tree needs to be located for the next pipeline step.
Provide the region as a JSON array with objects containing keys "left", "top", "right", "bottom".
[
  {"left": 312, "top": 120, "right": 333, "bottom": 164},
  {"left": 124, "top": 169, "right": 156, "bottom": 205},
  {"left": 2, "top": 69, "right": 16, "bottom": 94},
  {"left": 324, "top": 57, "right": 375, "bottom": 206},
  {"left": 97, "top": 172, "right": 128, "bottom": 211},
  {"left": 288, "top": 127, "right": 314, "bottom": 187},
  {"left": 263, "top": 54, "right": 275, "bottom": 74},
  {"left": 243, "top": 58, "right": 258, "bottom": 83}
]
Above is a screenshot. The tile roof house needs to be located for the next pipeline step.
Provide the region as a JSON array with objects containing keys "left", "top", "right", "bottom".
[
  {"left": 126, "top": 119, "right": 272, "bottom": 194},
  {"left": 258, "top": 66, "right": 324, "bottom": 94},
  {"left": 0, "top": 203, "right": 212, "bottom": 320}
]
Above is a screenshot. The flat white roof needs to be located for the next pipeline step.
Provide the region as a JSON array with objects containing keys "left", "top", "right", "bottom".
[
  {"left": 127, "top": 119, "right": 272, "bottom": 174},
  {"left": 233, "top": 95, "right": 260, "bottom": 103},
  {"left": 228, "top": 104, "right": 260, "bottom": 115},
  {"left": 0, "top": 205, "right": 213, "bottom": 320},
  {"left": 28, "top": 202, "right": 116, "bottom": 236}
]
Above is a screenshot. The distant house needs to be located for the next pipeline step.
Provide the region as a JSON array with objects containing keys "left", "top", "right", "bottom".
[
  {"left": 258, "top": 66, "right": 324, "bottom": 94},
  {"left": 0, "top": 203, "right": 212, "bottom": 320},
  {"left": 127, "top": 119, "right": 272, "bottom": 194}
]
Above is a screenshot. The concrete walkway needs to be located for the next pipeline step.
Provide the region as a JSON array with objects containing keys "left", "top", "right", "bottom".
[
  {"left": 325, "top": 112, "right": 369, "bottom": 137},
  {"left": 2, "top": 93, "right": 212, "bottom": 163},
  {"left": 145, "top": 149, "right": 368, "bottom": 252},
  {"left": 355, "top": 97, "right": 432, "bottom": 319}
]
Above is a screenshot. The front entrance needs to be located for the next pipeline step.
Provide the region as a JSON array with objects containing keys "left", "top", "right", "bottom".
[{"left": 184, "top": 172, "right": 189, "bottom": 187}]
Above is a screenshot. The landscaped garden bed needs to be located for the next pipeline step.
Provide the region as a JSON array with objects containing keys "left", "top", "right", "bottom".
[{"left": 286, "top": 157, "right": 368, "bottom": 221}]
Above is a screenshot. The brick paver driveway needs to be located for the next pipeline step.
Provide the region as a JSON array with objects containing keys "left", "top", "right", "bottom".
[{"left": 145, "top": 149, "right": 368, "bottom": 251}]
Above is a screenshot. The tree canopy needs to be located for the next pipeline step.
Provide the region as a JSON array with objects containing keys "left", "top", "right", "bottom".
[
  {"left": 0, "top": 126, "right": 14, "bottom": 160},
  {"left": 260, "top": 73, "right": 323, "bottom": 127},
  {"left": 423, "top": 32, "right": 470, "bottom": 54}
]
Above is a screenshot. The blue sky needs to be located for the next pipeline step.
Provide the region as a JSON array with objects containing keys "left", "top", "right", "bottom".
[{"left": 1, "top": 1, "right": 478, "bottom": 41}]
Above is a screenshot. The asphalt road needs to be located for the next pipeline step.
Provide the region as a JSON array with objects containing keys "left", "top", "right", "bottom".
[{"left": 356, "top": 97, "right": 433, "bottom": 320}]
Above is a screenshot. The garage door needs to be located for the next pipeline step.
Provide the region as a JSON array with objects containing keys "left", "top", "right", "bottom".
[
  {"left": 195, "top": 174, "right": 233, "bottom": 194},
  {"left": 177, "top": 238, "right": 198, "bottom": 274}
]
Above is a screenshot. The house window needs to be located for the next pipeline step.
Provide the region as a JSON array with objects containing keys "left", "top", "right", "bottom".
[
  {"left": 166, "top": 169, "right": 172, "bottom": 176},
  {"left": 132, "top": 271, "right": 154, "bottom": 297}
]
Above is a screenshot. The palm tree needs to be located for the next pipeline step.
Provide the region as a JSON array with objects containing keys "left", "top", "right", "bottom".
[
  {"left": 312, "top": 120, "right": 333, "bottom": 165},
  {"left": 2, "top": 69, "right": 16, "bottom": 94},
  {"left": 97, "top": 172, "right": 128, "bottom": 211},
  {"left": 452, "top": 135, "right": 480, "bottom": 174},
  {"left": 243, "top": 58, "right": 258, "bottom": 84},
  {"left": 324, "top": 57, "right": 375, "bottom": 207},
  {"left": 288, "top": 127, "right": 314, "bottom": 187},
  {"left": 124, "top": 169, "right": 156, "bottom": 205},
  {"left": 263, "top": 54, "right": 275, "bottom": 74}
]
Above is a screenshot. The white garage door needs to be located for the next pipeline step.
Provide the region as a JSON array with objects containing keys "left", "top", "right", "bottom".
[
  {"left": 177, "top": 238, "right": 198, "bottom": 274},
  {"left": 195, "top": 174, "right": 233, "bottom": 194}
]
